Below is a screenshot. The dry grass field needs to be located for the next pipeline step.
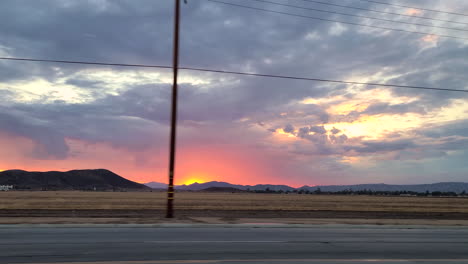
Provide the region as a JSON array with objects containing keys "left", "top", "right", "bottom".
[
  {"left": 1, "top": 191, "right": 468, "bottom": 225},
  {"left": 0, "top": 191, "right": 467, "bottom": 213}
]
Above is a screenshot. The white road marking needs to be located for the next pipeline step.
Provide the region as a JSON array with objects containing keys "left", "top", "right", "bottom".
[
  {"left": 21, "top": 259, "right": 468, "bottom": 264},
  {"left": 143, "top": 241, "right": 286, "bottom": 243}
]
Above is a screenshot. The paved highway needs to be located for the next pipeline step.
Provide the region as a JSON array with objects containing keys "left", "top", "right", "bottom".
[{"left": 1, "top": 225, "right": 468, "bottom": 264}]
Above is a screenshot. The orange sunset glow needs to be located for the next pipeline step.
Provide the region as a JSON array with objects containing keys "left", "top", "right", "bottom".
[
  {"left": 1, "top": 85, "right": 468, "bottom": 187},
  {"left": 182, "top": 177, "right": 207, "bottom": 185},
  {"left": 0, "top": 129, "right": 305, "bottom": 186}
]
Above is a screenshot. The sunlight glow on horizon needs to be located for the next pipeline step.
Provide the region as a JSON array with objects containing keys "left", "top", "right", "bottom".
[
  {"left": 179, "top": 172, "right": 212, "bottom": 185},
  {"left": 182, "top": 179, "right": 206, "bottom": 185}
]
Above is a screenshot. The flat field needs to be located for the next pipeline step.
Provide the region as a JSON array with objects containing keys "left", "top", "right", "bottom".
[
  {"left": 1, "top": 191, "right": 468, "bottom": 212},
  {"left": 0, "top": 191, "right": 467, "bottom": 224}
]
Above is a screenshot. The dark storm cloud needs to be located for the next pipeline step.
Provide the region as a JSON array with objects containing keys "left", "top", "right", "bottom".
[
  {"left": 297, "top": 126, "right": 310, "bottom": 138},
  {"left": 1, "top": 0, "right": 466, "bottom": 112},
  {"left": 363, "top": 102, "right": 427, "bottom": 115},
  {"left": 65, "top": 78, "right": 106, "bottom": 90},
  {"left": 353, "top": 139, "right": 417, "bottom": 153},
  {"left": 0, "top": 0, "right": 173, "bottom": 64},
  {"left": 381, "top": 42, "right": 468, "bottom": 103},
  {"left": 177, "top": 0, "right": 468, "bottom": 120},
  {"left": 329, "top": 134, "right": 348, "bottom": 145},
  {"left": 422, "top": 120, "right": 468, "bottom": 138},
  {"left": 283, "top": 124, "right": 295, "bottom": 133},
  {"left": 330, "top": 127, "right": 340, "bottom": 134},
  {"left": 0, "top": 106, "right": 69, "bottom": 159},
  {"left": 0, "top": 83, "right": 172, "bottom": 157},
  {"left": 309, "top": 125, "right": 327, "bottom": 134},
  {"left": 433, "top": 137, "right": 468, "bottom": 152}
]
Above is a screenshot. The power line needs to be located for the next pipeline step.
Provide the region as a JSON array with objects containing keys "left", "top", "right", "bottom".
[
  {"left": 1, "top": 57, "right": 467, "bottom": 93},
  {"left": 297, "top": 0, "right": 468, "bottom": 26},
  {"left": 208, "top": 0, "right": 467, "bottom": 40},
  {"left": 184, "top": 66, "right": 468, "bottom": 93},
  {"left": 0, "top": 57, "right": 173, "bottom": 69},
  {"left": 355, "top": 0, "right": 468, "bottom": 17},
  {"left": 247, "top": 0, "right": 468, "bottom": 32}
]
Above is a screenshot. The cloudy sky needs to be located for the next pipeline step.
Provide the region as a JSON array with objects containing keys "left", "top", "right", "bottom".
[{"left": 0, "top": 0, "right": 467, "bottom": 186}]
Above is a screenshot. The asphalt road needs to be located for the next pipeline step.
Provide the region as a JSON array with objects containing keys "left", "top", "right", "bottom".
[{"left": 1, "top": 225, "right": 468, "bottom": 264}]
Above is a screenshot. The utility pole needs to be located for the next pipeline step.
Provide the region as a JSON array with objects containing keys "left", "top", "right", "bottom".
[{"left": 166, "top": 0, "right": 181, "bottom": 218}]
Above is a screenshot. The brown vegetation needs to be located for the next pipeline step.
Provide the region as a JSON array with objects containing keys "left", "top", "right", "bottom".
[{"left": 1, "top": 191, "right": 467, "bottom": 213}]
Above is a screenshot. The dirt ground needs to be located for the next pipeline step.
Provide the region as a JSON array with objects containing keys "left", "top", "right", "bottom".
[{"left": 1, "top": 191, "right": 467, "bottom": 225}]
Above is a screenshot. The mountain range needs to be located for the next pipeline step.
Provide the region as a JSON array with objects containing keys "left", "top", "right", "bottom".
[
  {"left": 145, "top": 181, "right": 468, "bottom": 193},
  {"left": 145, "top": 181, "right": 295, "bottom": 191},
  {"left": 0, "top": 169, "right": 149, "bottom": 191},
  {"left": 1, "top": 168, "right": 466, "bottom": 193}
]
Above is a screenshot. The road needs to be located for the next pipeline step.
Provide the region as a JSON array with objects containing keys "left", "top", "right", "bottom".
[{"left": 1, "top": 225, "right": 468, "bottom": 264}]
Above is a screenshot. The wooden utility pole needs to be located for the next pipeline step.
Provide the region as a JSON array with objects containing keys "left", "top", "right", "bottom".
[{"left": 166, "top": 0, "right": 181, "bottom": 218}]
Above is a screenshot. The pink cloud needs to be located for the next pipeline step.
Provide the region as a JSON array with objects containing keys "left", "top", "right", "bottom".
[
  {"left": 405, "top": 8, "right": 423, "bottom": 16},
  {"left": 421, "top": 34, "right": 439, "bottom": 43}
]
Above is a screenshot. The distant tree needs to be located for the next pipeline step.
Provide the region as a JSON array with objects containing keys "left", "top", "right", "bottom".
[{"left": 314, "top": 188, "right": 322, "bottom": 194}]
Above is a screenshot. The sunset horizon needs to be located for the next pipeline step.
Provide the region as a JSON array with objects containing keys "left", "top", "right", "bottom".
[
  {"left": 2, "top": 167, "right": 467, "bottom": 189},
  {"left": 0, "top": 0, "right": 467, "bottom": 191}
]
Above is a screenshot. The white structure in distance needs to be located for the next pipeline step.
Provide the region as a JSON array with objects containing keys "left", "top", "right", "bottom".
[{"left": 0, "top": 185, "right": 13, "bottom": 191}]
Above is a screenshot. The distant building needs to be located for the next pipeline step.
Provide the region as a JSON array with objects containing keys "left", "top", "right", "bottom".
[{"left": 0, "top": 185, "right": 13, "bottom": 191}]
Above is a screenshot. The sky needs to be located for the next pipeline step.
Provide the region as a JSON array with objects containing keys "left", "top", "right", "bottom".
[{"left": 0, "top": 0, "right": 467, "bottom": 187}]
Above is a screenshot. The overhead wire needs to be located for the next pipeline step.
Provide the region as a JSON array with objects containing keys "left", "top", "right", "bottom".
[
  {"left": 1, "top": 57, "right": 467, "bottom": 93},
  {"left": 297, "top": 0, "right": 468, "bottom": 26},
  {"left": 355, "top": 0, "right": 468, "bottom": 17},
  {"left": 0, "top": 57, "right": 173, "bottom": 70},
  {"left": 207, "top": 0, "right": 468, "bottom": 40},
  {"left": 247, "top": 0, "right": 468, "bottom": 32}
]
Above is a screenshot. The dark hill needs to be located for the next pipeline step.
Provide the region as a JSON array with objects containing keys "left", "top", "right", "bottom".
[
  {"left": 0, "top": 169, "right": 149, "bottom": 191},
  {"left": 200, "top": 187, "right": 246, "bottom": 193}
]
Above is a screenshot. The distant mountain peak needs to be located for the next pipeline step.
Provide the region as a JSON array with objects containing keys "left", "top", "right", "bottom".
[{"left": 144, "top": 181, "right": 167, "bottom": 189}]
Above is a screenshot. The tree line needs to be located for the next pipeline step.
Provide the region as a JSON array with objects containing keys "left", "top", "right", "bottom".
[{"left": 247, "top": 188, "right": 467, "bottom": 197}]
